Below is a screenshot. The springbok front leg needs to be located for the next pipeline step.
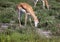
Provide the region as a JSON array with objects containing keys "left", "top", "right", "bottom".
[
  {"left": 25, "top": 13, "right": 28, "bottom": 26},
  {"left": 42, "top": 0, "right": 49, "bottom": 10}
]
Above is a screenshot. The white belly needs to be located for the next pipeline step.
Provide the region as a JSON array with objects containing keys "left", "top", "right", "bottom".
[
  {"left": 34, "top": 0, "right": 38, "bottom": 2},
  {"left": 20, "top": 8, "right": 26, "bottom": 13},
  {"left": 20, "top": 8, "right": 30, "bottom": 15}
]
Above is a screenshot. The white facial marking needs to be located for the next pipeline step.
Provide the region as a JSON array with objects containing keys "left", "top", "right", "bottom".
[{"left": 34, "top": 21, "right": 39, "bottom": 27}]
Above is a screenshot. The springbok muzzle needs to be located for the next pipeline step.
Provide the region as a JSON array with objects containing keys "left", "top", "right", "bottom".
[{"left": 34, "top": 21, "right": 39, "bottom": 27}]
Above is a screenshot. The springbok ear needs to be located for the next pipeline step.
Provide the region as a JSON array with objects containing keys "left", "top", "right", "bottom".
[{"left": 34, "top": 21, "right": 39, "bottom": 27}]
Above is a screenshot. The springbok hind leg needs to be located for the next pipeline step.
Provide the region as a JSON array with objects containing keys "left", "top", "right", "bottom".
[
  {"left": 34, "top": 0, "right": 38, "bottom": 7},
  {"left": 18, "top": 11, "right": 21, "bottom": 27},
  {"left": 42, "top": 0, "right": 45, "bottom": 9},
  {"left": 45, "top": 0, "right": 49, "bottom": 10}
]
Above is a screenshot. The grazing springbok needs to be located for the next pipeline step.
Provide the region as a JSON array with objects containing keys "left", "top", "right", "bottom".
[
  {"left": 16, "top": 3, "right": 39, "bottom": 27},
  {"left": 34, "top": 0, "right": 49, "bottom": 10}
]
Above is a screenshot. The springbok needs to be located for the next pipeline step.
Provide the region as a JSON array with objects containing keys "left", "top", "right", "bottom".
[
  {"left": 34, "top": 0, "right": 49, "bottom": 10},
  {"left": 16, "top": 2, "right": 39, "bottom": 27}
]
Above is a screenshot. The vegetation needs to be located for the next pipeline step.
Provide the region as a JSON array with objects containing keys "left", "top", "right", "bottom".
[{"left": 0, "top": 0, "right": 60, "bottom": 42}]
